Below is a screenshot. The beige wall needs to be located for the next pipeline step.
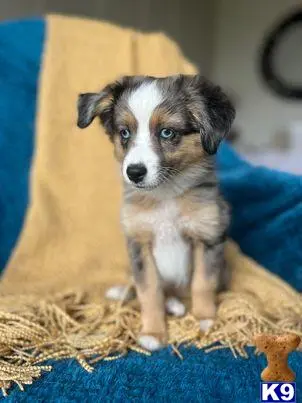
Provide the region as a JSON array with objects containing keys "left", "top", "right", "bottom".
[
  {"left": 1, "top": 0, "right": 301, "bottom": 149},
  {"left": 0, "top": 0, "right": 214, "bottom": 75},
  {"left": 211, "top": 0, "right": 302, "bottom": 150}
]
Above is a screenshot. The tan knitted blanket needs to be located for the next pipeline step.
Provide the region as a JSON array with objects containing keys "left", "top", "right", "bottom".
[{"left": 0, "top": 14, "right": 301, "bottom": 395}]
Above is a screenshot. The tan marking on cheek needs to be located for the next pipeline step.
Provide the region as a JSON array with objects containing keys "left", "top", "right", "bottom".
[
  {"left": 164, "top": 134, "right": 204, "bottom": 170},
  {"left": 113, "top": 136, "right": 125, "bottom": 162},
  {"left": 113, "top": 126, "right": 139, "bottom": 163}
]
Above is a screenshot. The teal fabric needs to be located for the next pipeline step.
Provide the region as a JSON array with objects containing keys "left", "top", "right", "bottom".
[
  {"left": 217, "top": 144, "right": 302, "bottom": 291},
  {"left": 4, "top": 349, "right": 301, "bottom": 403},
  {"left": 0, "top": 18, "right": 45, "bottom": 270},
  {"left": 0, "top": 18, "right": 301, "bottom": 403}
]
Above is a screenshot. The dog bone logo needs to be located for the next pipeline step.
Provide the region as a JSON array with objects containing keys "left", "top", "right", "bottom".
[{"left": 254, "top": 333, "right": 301, "bottom": 382}]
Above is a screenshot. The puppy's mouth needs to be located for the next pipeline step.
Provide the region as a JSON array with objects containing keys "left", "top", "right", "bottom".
[{"left": 130, "top": 180, "right": 163, "bottom": 191}]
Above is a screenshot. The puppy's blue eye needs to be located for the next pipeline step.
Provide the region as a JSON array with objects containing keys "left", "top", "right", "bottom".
[
  {"left": 120, "top": 129, "right": 131, "bottom": 140},
  {"left": 160, "top": 128, "right": 175, "bottom": 139}
]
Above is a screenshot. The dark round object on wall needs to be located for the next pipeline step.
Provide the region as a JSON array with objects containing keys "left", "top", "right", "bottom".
[{"left": 259, "top": 9, "right": 302, "bottom": 100}]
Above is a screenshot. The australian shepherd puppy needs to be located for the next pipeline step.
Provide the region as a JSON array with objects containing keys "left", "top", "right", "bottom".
[{"left": 77, "top": 74, "right": 235, "bottom": 351}]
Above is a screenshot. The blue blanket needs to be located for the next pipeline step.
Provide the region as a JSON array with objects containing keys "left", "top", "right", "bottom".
[
  {"left": 0, "top": 18, "right": 301, "bottom": 403},
  {"left": 218, "top": 145, "right": 302, "bottom": 291}
]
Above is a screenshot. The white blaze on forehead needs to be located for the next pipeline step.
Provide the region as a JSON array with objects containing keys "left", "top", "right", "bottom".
[
  {"left": 128, "top": 81, "right": 163, "bottom": 127},
  {"left": 123, "top": 81, "right": 163, "bottom": 186}
]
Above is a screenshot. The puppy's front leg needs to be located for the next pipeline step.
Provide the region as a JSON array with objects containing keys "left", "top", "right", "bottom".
[
  {"left": 128, "top": 239, "right": 166, "bottom": 351},
  {"left": 191, "top": 240, "right": 228, "bottom": 328}
]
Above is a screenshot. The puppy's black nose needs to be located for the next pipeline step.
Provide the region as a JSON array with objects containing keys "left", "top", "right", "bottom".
[{"left": 126, "top": 164, "right": 147, "bottom": 184}]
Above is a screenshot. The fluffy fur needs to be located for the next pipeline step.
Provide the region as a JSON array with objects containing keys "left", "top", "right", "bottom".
[{"left": 77, "top": 74, "right": 235, "bottom": 351}]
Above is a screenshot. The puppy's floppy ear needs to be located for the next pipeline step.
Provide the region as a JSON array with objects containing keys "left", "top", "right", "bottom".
[
  {"left": 77, "top": 92, "right": 105, "bottom": 129},
  {"left": 188, "top": 75, "right": 236, "bottom": 155},
  {"left": 77, "top": 77, "right": 127, "bottom": 134}
]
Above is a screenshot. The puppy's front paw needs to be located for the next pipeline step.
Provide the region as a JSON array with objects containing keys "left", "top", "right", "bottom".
[
  {"left": 165, "top": 297, "right": 186, "bottom": 317},
  {"left": 138, "top": 335, "right": 163, "bottom": 351}
]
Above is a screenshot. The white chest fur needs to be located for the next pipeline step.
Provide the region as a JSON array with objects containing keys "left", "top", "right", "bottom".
[{"left": 123, "top": 200, "right": 191, "bottom": 288}]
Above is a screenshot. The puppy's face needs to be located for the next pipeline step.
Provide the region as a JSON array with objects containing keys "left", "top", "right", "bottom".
[{"left": 77, "top": 75, "right": 235, "bottom": 190}]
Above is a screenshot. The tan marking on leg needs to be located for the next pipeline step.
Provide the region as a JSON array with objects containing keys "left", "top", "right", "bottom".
[
  {"left": 135, "top": 244, "right": 166, "bottom": 345},
  {"left": 191, "top": 242, "right": 217, "bottom": 319}
]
